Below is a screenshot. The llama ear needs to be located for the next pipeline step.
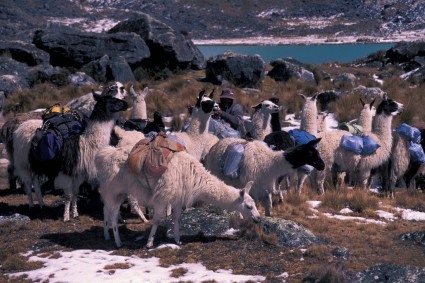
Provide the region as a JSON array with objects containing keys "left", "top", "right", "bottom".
[
  {"left": 312, "top": 93, "right": 320, "bottom": 101},
  {"left": 209, "top": 89, "right": 215, "bottom": 99},
  {"left": 142, "top": 87, "right": 149, "bottom": 98},
  {"left": 241, "top": 181, "right": 254, "bottom": 197},
  {"left": 196, "top": 90, "right": 206, "bottom": 107},
  {"left": 252, "top": 103, "right": 262, "bottom": 109},
  {"left": 382, "top": 93, "right": 388, "bottom": 101},
  {"left": 370, "top": 98, "right": 376, "bottom": 108},
  {"left": 130, "top": 85, "right": 137, "bottom": 97},
  {"left": 360, "top": 98, "right": 365, "bottom": 106},
  {"left": 299, "top": 94, "right": 307, "bottom": 101}
]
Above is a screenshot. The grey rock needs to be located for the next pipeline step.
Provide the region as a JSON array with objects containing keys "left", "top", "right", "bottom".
[
  {"left": 109, "top": 14, "right": 205, "bottom": 70},
  {"left": 352, "top": 263, "right": 425, "bottom": 283},
  {"left": 260, "top": 217, "right": 324, "bottom": 248},
  {"left": 385, "top": 42, "right": 425, "bottom": 66},
  {"left": 268, "top": 59, "right": 316, "bottom": 85},
  {"left": 205, "top": 51, "right": 265, "bottom": 88},
  {"left": 0, "top": 213, "right": 31, "bottom": 225},
  {"left": 27, "top": 64, "right": 70, "bottom": 87},
  {"left": 161, "top": 206, "right": 236, "bottom": 238},
  {"left": 0, "top": 40, "right": 50, "bottom": 66},
  {"left": 353, "top": 86, "right": 386, "bottom": 99},
  {"left": 331, "top": 246, "right": 350, "bottom": 260},
  {"left": 106, "top": 56, "right": 136, "bottom": 82},
  {"left": 33, "top": 28, "right": 150, "bottom": 69},
  {"left": 400, "top": 230, "right": 425, "bottom": 246},
  {"left": 333, "top": 72, "right": 358, "bottom": 88},
  {"left": 68, "top": 72, "right": 96, "bottom": 87}
]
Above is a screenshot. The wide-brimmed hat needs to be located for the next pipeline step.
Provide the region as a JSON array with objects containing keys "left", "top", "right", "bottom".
[{"left": 220, "top": 88, "right": 235, "bottom": 99}]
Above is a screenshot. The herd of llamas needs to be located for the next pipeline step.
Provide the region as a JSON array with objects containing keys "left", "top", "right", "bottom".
[{"left": 1, "top": 80, "right": 423, "bottom": 248}]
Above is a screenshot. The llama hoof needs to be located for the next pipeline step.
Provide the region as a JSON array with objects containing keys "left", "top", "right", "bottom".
[{"left": 146, "top": 241, "right": 154, "bottom": 249}]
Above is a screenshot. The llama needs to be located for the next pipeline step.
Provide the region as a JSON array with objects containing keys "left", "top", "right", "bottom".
[
  {"left": 97, "top": 150, "right": 261, "bottom": 248},
  {"left": 3, "top": 81, "right": 127, "bottom": 195},
  {"left": 310, "top": 98, "right": 379, "bottom": 194},
  {"left": 129, "top": 86, "right": 148, "bottom": 120},
  {"left": 331, "top": 95, "right": 404, "bottom": 190},
  {"left": 171, "top": 90, "right": 219, "bottom": 161},
  {"left": 0, "top": 112, "right": 42, "bottom": 190},
  {"left": 203, "top": 138, "right": 324, "bottom": 216},
  {"left": 51, "top": 95, "right": 128, "bottom": 221},
  {"left": 334, "top": 98, "right": 376, "bottom": 188},
  {"left": 244, "top": 100, "right": 280, "bottom": 140},
  {"left": 299, "top": 93, "right": 320, "bottom": 135}
]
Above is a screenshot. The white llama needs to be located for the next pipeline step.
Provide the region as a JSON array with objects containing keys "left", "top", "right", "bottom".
[{"left": 97, "top": 149, "right": 261, "bottom": 248}]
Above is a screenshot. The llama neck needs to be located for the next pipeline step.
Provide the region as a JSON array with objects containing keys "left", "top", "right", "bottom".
[
  {"left": 372, "top": 114, "right": 393, "bottom": 139},
  {"left": 198, "top": 181, "right": 242, "bottom": 210},
  {"left": 358, "top": 109, "right": 373, "bottom": 132},
  {"left": 186, "top": 109, "right": 210, "bottom": 136},
  {"left": 130, "top": 99, "right": 147, "bottom": 120},
  {"left": 300, "top": 101, "right": 318, "bottom": 135},
  {"left": 251, "top": 111, "right": 272, "bottom": 140},
  {"left": 83, "top": 120, "right": 115, "bottom": 147}
]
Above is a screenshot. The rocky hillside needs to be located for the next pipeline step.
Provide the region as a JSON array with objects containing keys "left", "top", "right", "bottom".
[
  {"left": 1, "top": 0, "right": 424, "bottom": 41},
  {"left": 77, "top": 0, "right": 425, "bottom": 40}
]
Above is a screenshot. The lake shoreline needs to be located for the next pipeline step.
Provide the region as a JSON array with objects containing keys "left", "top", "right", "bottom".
[{"left": 192, "top": 32, "right": 425, "bottom": 46}]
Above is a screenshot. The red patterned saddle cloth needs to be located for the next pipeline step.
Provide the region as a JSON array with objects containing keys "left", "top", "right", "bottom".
[{"left": 128, "top": 132, "right": 185, "bottom": 178}]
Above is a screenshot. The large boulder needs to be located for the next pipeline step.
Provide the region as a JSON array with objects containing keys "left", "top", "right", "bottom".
[
  {"left": 33, "top": 27, "right": 150, "bottom": 69},
  {"left": 108, "top": 14, "right": 205, "bottom": 70},
  {"left": 0, "top": 40, "right": 50, "bottom": 66},
  {"left": 205, "top": 51, "right": 265, "bottom": 88},
  {"left": 82, "top": 55, "right": 136, "bottom": 83},
  {"left": 385, "top": 41, "right": 425, "bottom": 66},
  {"left": 0, "top": 57, "right": 29, "bottom": 96},
  {"left": 27, "top": 64, "right": 70, "bottom": 87},
  {"left": 267, "top": 59, "right": 317, "bottom": 85}
]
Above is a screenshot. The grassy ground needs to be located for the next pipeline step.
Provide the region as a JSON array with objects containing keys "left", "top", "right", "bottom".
[{"left": 1, "top": 177, "right": 424, "bottom": 282}]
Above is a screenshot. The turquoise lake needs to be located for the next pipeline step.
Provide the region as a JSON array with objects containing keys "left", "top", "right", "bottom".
[{"left": 196, "top": 43, "right": 395, "bottom": 65}]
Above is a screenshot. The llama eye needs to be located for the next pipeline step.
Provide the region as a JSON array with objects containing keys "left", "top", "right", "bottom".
[
  {"left": 120, "top": 87, "right": 125, "bottom": 91},
  {"left": 246, "top": 204, "right": 253, "bottom": 210}
]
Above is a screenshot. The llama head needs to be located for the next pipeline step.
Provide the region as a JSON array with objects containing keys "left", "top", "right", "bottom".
[
  {"left": 235, "top": 181, "right": 261, "bottom": 223},
  {"left": 376, "top": 95, "right": 404, "bottom": 116},
  {"left": 101, "top": 81, "right": 128, "bottom": 99},
  {"left": 284, "top": 138, "right": 325, "bottom": 170},
  {"left": 252, "top": 100, "right": 280, "bottom": 115},
  {"left": 91, "top": 94, "right": 128, "bottom": 120},
  {"left": 195, "top": 89, "right": 219, "bottom": 114},
  {"left": 360, "top": 98, "right": 377, "bottom": 117},
  {"left": 130, "top": 86, "right": 148, "bottom": 102}
]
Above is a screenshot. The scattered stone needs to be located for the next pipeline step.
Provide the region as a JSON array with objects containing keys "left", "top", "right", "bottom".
[
  {"left": 261, "top": 217, "right": 325, "bottom": 248},
  {"left": 0, "top": 213, "right": 31, "bottom": 225},
  {"left": 331, "top": 246, "right": 350, "bottom": 260},
  {"left": 400, "top": 231, "right": 425, "bottom": 246},
  {"left": 352, "top": 263, "right": 425, "bottom": 283}
]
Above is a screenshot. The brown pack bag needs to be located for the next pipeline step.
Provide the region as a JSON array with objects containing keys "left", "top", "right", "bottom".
[{"left": 128, "top": 132, "right": 185, "bottom": 179}]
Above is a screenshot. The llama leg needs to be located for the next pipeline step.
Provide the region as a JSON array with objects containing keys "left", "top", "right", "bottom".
[
  {"left": 111, "top": 203, "right": 123, "bottom": 247},
  {"left": 63, "top": 193, "right": 71, "bottom": 222},
  {"left": 264, "top": 192, "right": 272, "bottom": 217},
  {"left": 103, "top": 204, "right": 111, "bottom": 241},
  {"left": 32, "top": 176, "right": 44, "bottom": 208},
  {"left": 172, "top": 206, "right": 182, "bottom": 245},
  {"left": 315, "top": 170, "right": 326, "bottom": 195},
  {"left": 296, "top": 172, "right": 308, "bottom": 194},
  {"left": 146, "top": 204, "right": 167, "bottom": 248},
  {"left": 22, "top": 181, "right": 34, "bottom": 208},
  {"left": 7, "top": 164, "right": 17, "bottom": 190},
  {"left": 71, "top": 179, "right": 83, "bottom": 218},
  {"left": 127, "top": 194, "right": 149, "bottom": 223}
]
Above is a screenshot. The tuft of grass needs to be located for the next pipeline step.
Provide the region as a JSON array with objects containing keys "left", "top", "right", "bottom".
[
  {"left": 1, "top": 254, "right": 44, "bottom": 273},
  {"left": 302, "top": 263, "right": 348, "bottom": 283},
  {"left": 394, "top": 189, "right": 425, "bottom": 212},
  {"left": 320, "top": 188, "right": 379, "bottom": 214},
  {"left": 170, "top": 267, "right": 188, "bottom": 278}
]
